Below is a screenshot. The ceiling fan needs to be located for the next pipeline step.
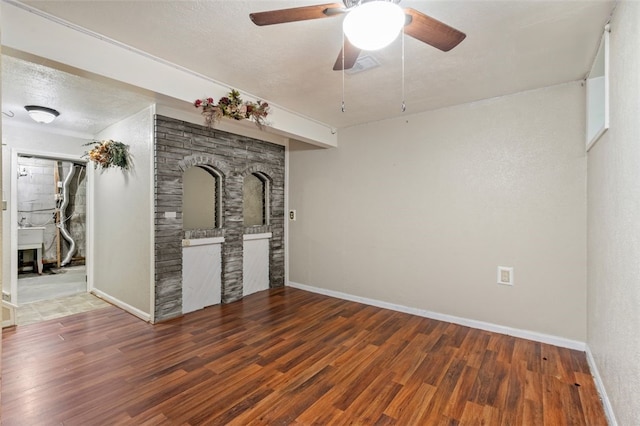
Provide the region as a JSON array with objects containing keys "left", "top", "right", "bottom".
[{"left": 249, "top": 0, "right": 466, "bottom": 71}]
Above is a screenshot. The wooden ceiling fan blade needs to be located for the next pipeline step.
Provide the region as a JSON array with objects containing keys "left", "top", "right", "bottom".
[
  {"left": 333, "top": 39, "right": 361, "bottom": 71},
  {"left": 250, "top": 3, "right": 343, "bottom": 26},
  {"left": 403, "top": 8, "right": 466, "bottom": 52}
]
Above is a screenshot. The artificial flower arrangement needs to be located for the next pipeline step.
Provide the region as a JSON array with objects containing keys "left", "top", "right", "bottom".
[
  {"left": 84, "top": 139, "right": 132, "bottom": 171},
  {"left": 194, "top": 89, "right": 270, "bottom": 129}
]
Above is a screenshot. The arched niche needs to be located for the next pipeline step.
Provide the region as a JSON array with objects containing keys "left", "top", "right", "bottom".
[
  {"left": 243, "top": 172, "right": 270, "bottom": 227},
  {"left": 182, "top": 165, "right": 223, "bottom": 230}
]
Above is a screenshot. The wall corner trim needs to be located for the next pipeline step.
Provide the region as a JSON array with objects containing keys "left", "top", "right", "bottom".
[
  {"left": 92, "top": 289, "right": 151, "bottom": 323},
  {"left": 286, "top": 281, "right": 586, "bottom": 351},
  {"left": 585, "top": 344, "right": 619, "bottom": 426}
]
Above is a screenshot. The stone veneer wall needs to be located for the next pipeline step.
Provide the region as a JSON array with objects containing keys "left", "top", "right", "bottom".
[{"left": 154, "top": 115, "right": 285, "bottom": 322}]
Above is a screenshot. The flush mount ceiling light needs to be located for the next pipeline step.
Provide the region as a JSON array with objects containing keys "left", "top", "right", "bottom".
[
  {"left": 343, "top": 1, "right": 405, "bottom": 51},
  {"left": 24, "top": 105, "right": 60, "bottom": 124}
]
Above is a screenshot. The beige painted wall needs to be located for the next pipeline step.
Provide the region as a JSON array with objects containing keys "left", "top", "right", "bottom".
[
  {"left": 289, "top": 82, "right": 587, "bottom": 341},
  {"left": 587, "top": 2, "right": 640, "bottom": 424},
  {"left": 93, "top": 106, "right": 153, "bottom": 316}
]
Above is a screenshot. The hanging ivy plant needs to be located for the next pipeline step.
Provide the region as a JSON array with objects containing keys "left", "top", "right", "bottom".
[{"left": 84, "top": 140, "right": 132, "bottom": 171}]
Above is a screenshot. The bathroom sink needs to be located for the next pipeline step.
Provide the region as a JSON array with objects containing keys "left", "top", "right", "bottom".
[{"left": 18, "top": 227, "right": 45, "bottom": 248}]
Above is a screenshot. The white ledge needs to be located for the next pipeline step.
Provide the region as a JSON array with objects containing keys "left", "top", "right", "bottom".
[
  {"left": 182, "top": 237, "right": 225, "bottom": 247},
  {"left": 243, "top": 233, "right": 272, "bottom": 241}
]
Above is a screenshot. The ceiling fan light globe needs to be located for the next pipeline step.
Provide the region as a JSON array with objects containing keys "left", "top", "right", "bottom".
[{"left": 343, "top": 1, "right": 405, "bottom": 51}]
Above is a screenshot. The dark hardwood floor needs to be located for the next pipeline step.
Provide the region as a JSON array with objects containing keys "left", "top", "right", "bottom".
[{"left": 1, "top": 287, "right": 607, "bottom": 425}]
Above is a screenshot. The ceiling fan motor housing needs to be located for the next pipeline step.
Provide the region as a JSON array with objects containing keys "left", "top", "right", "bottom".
[
  {"left": 343, "top": 0, "right": 401, "bottom": 8},
  {"left": 250, "top": 0, "right": 466, "bottom": 70}
]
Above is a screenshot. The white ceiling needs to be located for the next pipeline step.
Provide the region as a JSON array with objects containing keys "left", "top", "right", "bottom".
[
  {"left": 3, "top": 0, "right": 614, "bottom": 135},
  {"left": 2, "top": 53, "right": 158, "bottom": 136}
]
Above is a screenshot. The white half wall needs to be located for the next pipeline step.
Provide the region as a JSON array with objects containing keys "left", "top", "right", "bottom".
[
  {"left": 587, "top": 2, "right": 640, "bottom": 425},
  {"left": 92, "top": 106, "right": 154, "bottom": 319},
  {"left": 289, "top": 82, "right": 587, "bottom": 342},
  {"left": 182, "top": 239, "right": 222, "bottom": 314},
  {"left": 243, "top": 234, "right": 271, "bottom": 297}
]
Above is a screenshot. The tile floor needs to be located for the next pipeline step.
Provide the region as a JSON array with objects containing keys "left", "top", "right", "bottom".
[
  {"left": 14, "top": 265, "right": 110, "bottom": 326},
  {"left": 18, "top": 265, "right": 87, "bottom": 304},
  {"left": 16, "top": 292, "right": 111, "bottom": 326}
]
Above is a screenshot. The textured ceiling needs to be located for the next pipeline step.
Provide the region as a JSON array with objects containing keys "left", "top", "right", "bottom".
[
  {"left": 2, "top": 53, "right": 158, "bottom": 136},
  {"left": 4, "top": 0, "right": 614, "bottom": 134}
]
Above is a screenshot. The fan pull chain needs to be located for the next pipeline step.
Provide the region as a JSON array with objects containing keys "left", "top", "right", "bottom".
[
  {"left": 401, "top": 25, "right": 406, "bottom": 113},
  {"left": 341, "top": 31, "right": 346, "bottom": 113}
]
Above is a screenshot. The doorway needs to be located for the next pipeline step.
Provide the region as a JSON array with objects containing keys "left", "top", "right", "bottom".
[{"left": 10, "top": 152, "right": 96, "bottom": 324}]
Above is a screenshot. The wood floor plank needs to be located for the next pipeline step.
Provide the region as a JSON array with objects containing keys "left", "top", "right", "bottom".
[
  {"left": 388, "top": 332, "right": 431, "bottom": 384},
  {"left": 460, "top": 401, "right": 502, "bottom": 425},
  {"left": 416, "top": 357, "right": 467, "bottom": 424},
  {"left": 524, "top": 397, "right": 545, "bottom": 425},
  {"left": 335, "top": 370, "right": 402, "bottom": 423},
  {"left": 575, "top": 371, "right": 607, "bottom": 425},
  {"left": 394, "top": 382, "right": 438, "bottom": 424},
  {"left": 442, "top": 364, "right": 480, "bottom": 421},
  {"left": 1, "top": 287, "right": 608, "bottom": 425},
  {"left": 456, "top": 328, "right": 491, "bottom": 369},
  {"left": 383, "top": 370, "right": 428, "bottom": 419},
  {"left": 499, "top": 360, "right": 527, "bottom": 425},
  {"left": 525, "top": 368, "right": 544, "bottom": 404}
]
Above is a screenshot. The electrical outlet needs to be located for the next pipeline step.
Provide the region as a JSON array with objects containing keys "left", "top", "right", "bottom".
[
  {"left": 289, "top": 210, "right": 296, "bottom": 221},
  {"left": 497, "top": 266, "right": 514, "bottom": 286}
]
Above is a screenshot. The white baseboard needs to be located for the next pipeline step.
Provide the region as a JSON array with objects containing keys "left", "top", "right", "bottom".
[
  {"left": 92, "top": 289, "right": 151, "bottom": 322},
  {"left": 585, "top": 345, "right": 618, "bottom": 426},
  {"left": 2, "top": 300, "right": 18, "bottom": 328},
  {"left": 287, "top": 281, "right": 585, "bottom": 351}
]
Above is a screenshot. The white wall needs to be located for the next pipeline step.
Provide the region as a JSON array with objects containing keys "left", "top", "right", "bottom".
[
  {"left": 1, "top": 33, "right": 4, "bottom": 328},
  {"left": 92, "top": 106, "right": 154, "bottom": 318},
  {"left": 1, "top": 124, "right": 88, "bottom": 155},
  {"left": 289, "top": 82, "right": 587, "bottom": 342},
  {"left": 587, "top": 2, "right": 640, "bottom": 424},
  {"left": 1, "top": 125, "right": 87, "bottom": 296}
]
